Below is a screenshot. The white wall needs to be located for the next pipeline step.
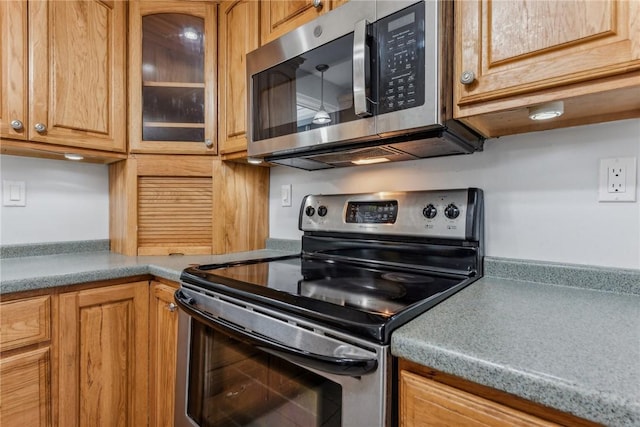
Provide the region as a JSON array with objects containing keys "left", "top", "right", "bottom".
[
  {"left": 0, "top": 155, "right": 109, "bottom": 245},
  {"left": 269, "top": 119, "right": 640, "bottom": 269}
]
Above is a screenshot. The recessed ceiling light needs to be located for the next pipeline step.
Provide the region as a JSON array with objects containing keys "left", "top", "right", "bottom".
[
  {"left": 528, "top": 101, "right": 564, "bottom": 121},
  {"left": 64, "top": 153, "right": 84, "bottom": 161}
]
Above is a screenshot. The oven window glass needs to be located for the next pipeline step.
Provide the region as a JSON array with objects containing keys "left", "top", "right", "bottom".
[
  {"left": 187, "top": 320, "right": 342, "bottom": 426},
  {"left": 252, "top": 34, "right": 358, "bottom": 142}
]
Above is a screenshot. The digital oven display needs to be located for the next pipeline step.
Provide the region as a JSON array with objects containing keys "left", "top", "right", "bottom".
[{"left": 346, "top": 201, "right": 398, "bottom": 224}]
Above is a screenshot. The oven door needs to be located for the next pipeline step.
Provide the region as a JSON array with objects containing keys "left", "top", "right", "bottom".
[{"left": 174, "top": 287, "right": 391, "bottom": 427}]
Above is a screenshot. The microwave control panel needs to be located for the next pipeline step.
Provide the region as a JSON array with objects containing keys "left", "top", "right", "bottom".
[{"left": 377, "top": 2, "right": 425, "bottom": 115}]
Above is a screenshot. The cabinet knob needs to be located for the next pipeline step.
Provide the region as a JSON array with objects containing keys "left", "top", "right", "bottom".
[
  {"left": 168, "top": 302, "right": 177, "bottom": 312},
  {"left": 312, "top": 0, "right": 322, "bottom": 9},
  {"left": 34, "top": 123, "right": 47, "bottom": 133},
  {"left": 10, "top": 120, "right": 24, "bottom": 131},
  {"left": 204, "top": 139, "right": 214, "bottom": 149},
  {"left": 460, "top": 71, "right": 475, "bottom": 85}
]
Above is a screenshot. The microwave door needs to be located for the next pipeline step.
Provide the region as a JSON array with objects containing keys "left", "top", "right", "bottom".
[{"left": 247, "top": 3, "right": 378, "bottom": 159}]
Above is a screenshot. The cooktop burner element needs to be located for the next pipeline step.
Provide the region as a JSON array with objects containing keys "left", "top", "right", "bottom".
[{"left": 181, "top": 188, "right": 484, "bottom": 344}]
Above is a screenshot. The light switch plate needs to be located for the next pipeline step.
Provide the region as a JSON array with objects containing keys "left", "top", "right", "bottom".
[
  {"left": 3, "top": 180, "right": 27, "bottom": 206},
  {"left": 598, "top": 157, "right": 636, "bottom": 202},
  {"left": 281, "top": 184, "right": 292, "bottom": 207}
]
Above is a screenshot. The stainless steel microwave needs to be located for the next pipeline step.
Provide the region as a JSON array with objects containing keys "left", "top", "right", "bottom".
[{"left": 246, "top": 0, "right": 484, "bottom": 170}]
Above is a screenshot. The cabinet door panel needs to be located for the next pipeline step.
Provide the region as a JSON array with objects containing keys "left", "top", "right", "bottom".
[
  {"left": 456, "top": 0, "right": 640, "bottom": 108},
  {"left": 58, "top": 282, "right": 148, "bottom": 427},
  {"left": 29, "top": 0, "right": 126, "bottom": 151},
  {"left": 149, "top": 281, "right": 179, "bottom": 427},
  {"left": 0, "top": 0, "right": 28, "bottom": 140},
  {"left": 129, "top": 1, "right": 217, "bottom": 154},
  {"left": 219, "top": 0, "right": 259, "bottom": 155},
  {"left": 260, "top": 0, "right": 327, "bottom": 45},
  {"left": 0, "top": 347, "right": 52, "bottom": 427}
]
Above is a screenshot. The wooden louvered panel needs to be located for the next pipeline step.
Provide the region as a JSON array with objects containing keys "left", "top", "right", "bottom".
[{"left": 138, "top": 177, "right": 213, "bottom": 255}]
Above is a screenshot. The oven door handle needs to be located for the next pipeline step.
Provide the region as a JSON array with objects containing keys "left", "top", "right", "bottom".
[{"left": 175, "top": 290, "right": 378, "bottom": 377}]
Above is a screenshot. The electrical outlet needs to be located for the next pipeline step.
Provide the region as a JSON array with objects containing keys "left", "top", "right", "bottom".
[
  {"left": 607, "top": 166, "right": 626, "bottom": 193},
  {"left": 281, "top": 184, "right": 292, "bottom": 207},
  {"left": 599, "top": 157, "right": 637, "bottom": 202}
]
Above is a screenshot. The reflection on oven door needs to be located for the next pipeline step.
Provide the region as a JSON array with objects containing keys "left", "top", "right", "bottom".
[{"left": 187, "top": 319, "right": 342, "bottom": 427}]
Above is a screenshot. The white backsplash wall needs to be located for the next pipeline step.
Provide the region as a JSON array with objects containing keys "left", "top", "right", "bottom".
[
  {"left": 269, "top": 119, "right": 640, "bottom": 269},
  {"left": 0, "top": 155, "right": 109, "bottom": 245}
]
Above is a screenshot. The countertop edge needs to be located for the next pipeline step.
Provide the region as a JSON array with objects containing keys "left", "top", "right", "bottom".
[{"left": 392, "top": 336, "right": 640, "bottom": 426}]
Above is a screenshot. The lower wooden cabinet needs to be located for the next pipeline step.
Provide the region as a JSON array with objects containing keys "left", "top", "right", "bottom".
[
  {"left": 399, "top": 360, "right": 598, "bottom": 427},
  {"left": 0, "top": 295, "right": 54, "bottom": 427},
  {"left": 58, "top": 282, "right": 149, "bottom": 427},
  {"left": 149, "top": 280, "right": 179, "bottom": 427}
]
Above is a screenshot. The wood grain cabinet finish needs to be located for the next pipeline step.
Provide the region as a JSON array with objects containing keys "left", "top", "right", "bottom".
[
  {"left": 109, "top": 155, "right": 269, "bottom": 256},
  {"left": 259, "top": 0, "right": 348, "bottom": 45},
  {"left": 399, "top": 360, "right": 599, "bottom": 427},
  {"left": 455, "top": 0, "right": 640, "bottom": 137},
  {"left": 129, "top": 1, "right": 217, "bottom": 154},
  {"left": 400, "top": 370, "right": 559, "bottom": 427},
  {"left": 0, "top": 0, "right": 126, "bottom": 154},
  {"left": 0, "top": 296, "right": 53, "bottom": 427},
  {"left": 218, "top": 0, "right": 260, "bottom": 156},
  {"left": 149, "top": 281, "right": 179, "bottom": 427},
  {"left": 58, "top": 282, "right": 149, "bottom": 427}
]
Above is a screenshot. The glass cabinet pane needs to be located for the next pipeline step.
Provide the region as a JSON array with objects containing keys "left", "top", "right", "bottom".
[{"left": 142, "top": 13, "right": 205, "bottom": 142}]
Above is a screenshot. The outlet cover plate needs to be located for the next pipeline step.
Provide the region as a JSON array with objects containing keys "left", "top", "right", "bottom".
[{"left": 599, "top": 157, "right": 636, "bottom": 202}]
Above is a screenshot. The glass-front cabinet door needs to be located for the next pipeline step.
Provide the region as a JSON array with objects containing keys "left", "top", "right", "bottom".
[{"left": 129, "top": 1, "right": 217, "bottom": 154}]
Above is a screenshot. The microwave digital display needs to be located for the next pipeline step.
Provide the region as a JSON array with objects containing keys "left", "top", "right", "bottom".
[{"left": 388, "top": 12, "right": 415, "bottom": 32}]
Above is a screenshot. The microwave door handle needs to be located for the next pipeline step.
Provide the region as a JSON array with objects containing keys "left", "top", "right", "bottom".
[{"left": 353, "top": 19, "right": 372, "bottom": 117}]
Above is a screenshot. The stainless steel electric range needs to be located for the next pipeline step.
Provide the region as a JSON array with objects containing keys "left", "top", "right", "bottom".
[{"left": 175, "top": 188, "right": 483, "bottom": 427}]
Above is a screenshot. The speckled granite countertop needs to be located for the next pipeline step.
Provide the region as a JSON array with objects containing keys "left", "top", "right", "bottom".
[
  {"left": 0, "top": 238, "right": 300, "bottom": 294},
  {"left": 392, "top": 258, "right": 640, "bottom": 426},
  {"left": 1, "top": 243, "right": 638, "bottom": 426}
]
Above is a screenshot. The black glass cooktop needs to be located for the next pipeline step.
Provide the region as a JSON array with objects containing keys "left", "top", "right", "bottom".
[{"left": 181, "top": 254, "right": 475, "bottom": 344}]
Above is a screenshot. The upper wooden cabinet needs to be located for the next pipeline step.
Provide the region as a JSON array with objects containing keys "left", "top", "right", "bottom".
[
  {"left": 454, "top": 0, "right": 640, "bottom": 137},
  {"left": 129, "top": 1, "right": 217, "bottom": 155},
  {"left": 218, "top": 0, "right": 260, "bottom": 156},
  {"left": 260, "top": 0, "right": 348, "bottom": 45},
  {"left": 0, "top": 0, "right": 126, "bottom": 154}
]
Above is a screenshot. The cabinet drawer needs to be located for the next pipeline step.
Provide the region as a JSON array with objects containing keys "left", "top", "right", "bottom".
[
  {"left": 0, "top": 296, "right": 51, "bottom": 351},
  {"left": 400, "top": 370, "right": 559, "bottom": 426}
]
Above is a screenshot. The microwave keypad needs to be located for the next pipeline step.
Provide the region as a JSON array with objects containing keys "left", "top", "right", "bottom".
[{"left": 377, "top": 3, "right": 425, "bottom": 114}]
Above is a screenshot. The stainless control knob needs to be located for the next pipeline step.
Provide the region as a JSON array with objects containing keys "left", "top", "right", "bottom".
[
  {"left": 204, "top": 139, "right": 213, "bottom": 149},
  {"left": 312, "top": 0, "right": 322, "bottom": 8},
  {"left": 423, "top": 204, "right": 437, "bottom": 219},
  {"left": 168, "top": 302, "right": 177, "bottom": 312},
  {"left": 444, "top": 204, "right": 460, "bottom": 219},
  {"left": 10, "top": 120, "right": 24, "bottom": 131},
  {"left": 460, "top": 71, "right": 475, "bottom": 85},
  {"left": 34, "top": 123, "right": 47, "bottom": 133}
]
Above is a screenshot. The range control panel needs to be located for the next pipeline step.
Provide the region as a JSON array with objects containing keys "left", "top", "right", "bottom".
[{"left": 300, "top": 188, "right": 483, "bottom": 241}]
